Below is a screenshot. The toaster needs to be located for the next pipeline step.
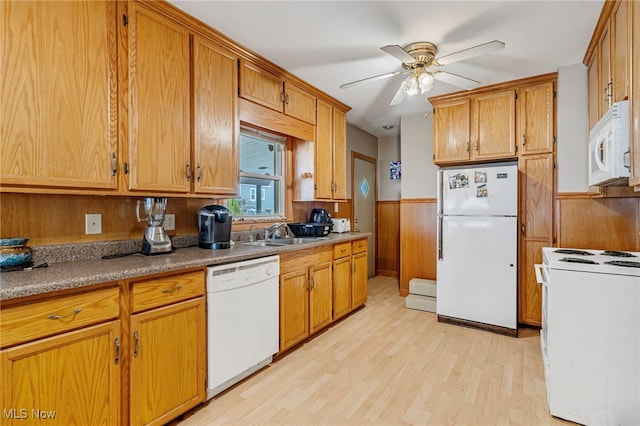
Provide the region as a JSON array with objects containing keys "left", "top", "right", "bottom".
[{"left": 331, "top": 218, "right": 351, "bottom": 233}]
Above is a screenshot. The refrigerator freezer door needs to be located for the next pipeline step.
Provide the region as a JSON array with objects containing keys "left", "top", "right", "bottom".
[
  {"left": 436, "top": 216, "right": 517, "bottom": 329},
  {"left": 441, "top": 164, "right": 517, "bottom": 216}
]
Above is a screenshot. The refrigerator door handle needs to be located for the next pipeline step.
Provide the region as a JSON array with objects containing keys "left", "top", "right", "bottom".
[
  {"left": 437, "top": 170, "right": 443, "bottom": 216},
  {"left": 437, "top": 215, "right": 443, "bottom": 260}
]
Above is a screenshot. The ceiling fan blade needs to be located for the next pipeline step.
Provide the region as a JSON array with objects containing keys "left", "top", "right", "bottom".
[
  {"left": 435, "top": 40, "right": 505, "bottom": 66},
  {"left": 434, "top": 71, "right": 481, "bottom": 90},
  {"left": 340, "top": 70, "right": 409, "bottom": 89},
  {"left": 381, "top": 45, "right": 416, "bottom": 63}
]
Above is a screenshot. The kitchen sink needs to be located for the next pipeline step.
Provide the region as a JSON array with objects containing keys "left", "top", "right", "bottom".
[{"left": 242, "top": 237, "right": 329, "bottom": 247}]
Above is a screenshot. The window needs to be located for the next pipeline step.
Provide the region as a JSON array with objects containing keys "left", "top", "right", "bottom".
[{"left": 228, "top": 127, "right": 285, "bottom": 218}]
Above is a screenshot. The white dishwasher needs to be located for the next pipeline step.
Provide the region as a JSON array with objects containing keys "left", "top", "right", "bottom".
[{"left": 206, "top": 255, "right": 279, "bottom": 399}]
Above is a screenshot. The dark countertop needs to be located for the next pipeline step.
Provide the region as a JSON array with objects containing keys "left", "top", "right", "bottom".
[{"left": 0, "top": 233, "right": 369, "bottom": 301}]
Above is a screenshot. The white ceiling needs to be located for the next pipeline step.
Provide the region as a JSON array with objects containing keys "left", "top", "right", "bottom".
[{"left": 168, "top": 0, "right": 604, "bottom": 139}]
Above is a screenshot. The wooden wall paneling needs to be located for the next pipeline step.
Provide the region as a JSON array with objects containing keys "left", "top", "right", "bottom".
[
  {"left": 399, "top": 199, "right": 437, "bottom": 296},
  {"left": 377, "top": 201, "right": 400, "bottom": 278},
  {"left": 0, "top": 193, "right": 210, "bottom": 246},
  {"left": 556, "top": 196, "right": 639, "bottom": 251}
]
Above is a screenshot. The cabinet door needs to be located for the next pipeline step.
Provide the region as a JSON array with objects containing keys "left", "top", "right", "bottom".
[
  {"left": 1, "top": 0, "right": 118, "bottom": 190},
  {"left": 193, "top": 35, "right": 239, "bottom": 195},
  {"left": 599, "top": 22, "right": 612, "bottom": 114},
  {"left": 611, "top": 0, "right": 629, "bottom": 103},
  {"left": 127, "top": 3, "right": 191, "bottom": 193},
  {"left": 352, "top": 251, "right": 368, "bottom": 308},
  {"left": 587, "top": 52, "right": 601, "bottom": 130},
  {"left": 518, "top": 154, "right": 554, "bottom": 326},
  {"left": 631, "top": 0, "right": 640, "bottom": 187},
  {"left": 433, "top": 98, "right": 471, "bottom": 164},
  {"left": 315, "top": 100, "right": 334, "bottom": 200},
  {"left": 279, "top": 269, "right": 310, "bottom": 351},
  {"left": 332, "top": 257, "right": 352, "bottom": 320},
  {"left": 130, "top": 298, "right": 205, "bottom": 426},
  {"left": 1, "top": 321, "right": 120, "bottom": 425},
  {"left": 239, "top": 60, "right": 283, "bottom": 113},
  {"left": 471, "top": 90, "right": 516, "bottom": 160},
  {"left": 518, "top": 82, "right": 555, "bottom": 155},
  {"left": 284, "top": 82, "right": 316, "bottom": 125},
  {"left": 309, "top": 261, "right": 333, "bottom": 333},
  {"left": 332, "top": 108, "right": 348, "bottom": 200}
]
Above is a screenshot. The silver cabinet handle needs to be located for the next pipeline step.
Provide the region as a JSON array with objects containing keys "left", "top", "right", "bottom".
[
  {"left": 133, "top": 331, "right": 139, "bottom": 357},
  {"left": 475, "top": 141, "right": 479, "bottom": 152},
  {"left": 48, "top": 307, "right": 83, "bottom": 320},
  {"left": 114, "top": 337, "right": 121, "bottom": 365},
  {"left": 185, "top": 163, "right": 192, "bottom": 182},
  {"left": 161, "top": 285, "right": 182, "bottom": 294},
  {"left": 522, "top": 134, "right": 526, "bottom": 146},
  {"left": 466, "top": 141, "right": 470, "bottom": 152},
  {"left": 196, "top": 164, "right": 202, "bottom": 182}
]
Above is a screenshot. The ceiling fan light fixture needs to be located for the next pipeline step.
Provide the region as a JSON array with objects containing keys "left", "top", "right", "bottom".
[
  {"left": 402, "top": 75, "right": 419, "bottom": 96},
  {"left": 417, "top": 71, "right": 435, "bottom": 93}
]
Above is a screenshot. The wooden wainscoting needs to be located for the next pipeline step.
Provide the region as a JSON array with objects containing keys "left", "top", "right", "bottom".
[
  {"left": 377, "top": 201, "right": 400, "bottom": 278},
  {"left": 556, "top": 194, "right": 640, "bottom": 250},
  {"left": 399, "top": 198, "right": 437, "bottom": 296}
]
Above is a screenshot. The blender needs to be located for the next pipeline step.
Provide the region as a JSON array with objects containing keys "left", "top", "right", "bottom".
[{"left": 136, "top": 197, "right": 172, "bottom": 255}]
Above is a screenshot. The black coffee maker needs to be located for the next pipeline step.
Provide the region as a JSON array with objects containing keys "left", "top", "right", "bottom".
[{"left": 198, "top": 205, "right": 232, "bottom": 249}]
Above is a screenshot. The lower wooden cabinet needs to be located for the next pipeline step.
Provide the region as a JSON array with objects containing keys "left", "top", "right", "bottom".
[
  {"left": 129, "top": 298, "right": 205, "bottom": 426},
  {"left": 280, "top": 239, "right": 369, "bottom": 353},
  {"left": 279, "top": 246, "right": 333, "bottom": 352},
  {"left": 332, "top": 255, "right": 352, "bottom": 320},
  {"left": 1, "top": 320, "right": 121, "bottom": 425},
  {"left": 352, "top": 249, "right": 368, "bottom": 308},
  {"left": 127, "top": 270, "right": 206, "bottom": 426}
]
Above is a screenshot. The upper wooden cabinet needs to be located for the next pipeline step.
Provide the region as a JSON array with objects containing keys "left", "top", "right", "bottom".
[
  {"left": 433, "top": 98, "right": 471, "bottom": 163},
  {"left": 1, "top": 0, "right": 118, "bottom": 191},
  {"left": 192, "top": 35, "right": 239, "bottom": 195},
  {"left": 239, "top": 59, "right": 316, "bottom": 125},
  {"left": 125, "top": 3, "right": 191, "bottom": 193},
  {"left": 517, "top": 82, "right": 555, "bottom": 155},
  {"left": 631, "top": 0, "right": 640, "bottom": 188},
  {"left": 432, "top": 89, "right": 516, "bottom": 164},
  {"left": 585, "top": 0, "right": 630, "bottom": 129},
  {"left": 314, "top": 100, "right": 347, "bottom": 200},
  {"left": 431, "top": 77, "right": 557, "bottom": 165}
]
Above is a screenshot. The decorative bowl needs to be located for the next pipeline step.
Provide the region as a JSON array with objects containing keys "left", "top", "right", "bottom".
[
  {"left": 0, "top": 237, "right": 29, "bottom": 248},
  {"left": 0, "top": 246, "right": 32, "bottom": 267}
]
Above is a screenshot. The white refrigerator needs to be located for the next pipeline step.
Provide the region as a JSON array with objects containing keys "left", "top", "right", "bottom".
[{"left": 436, "top": 162, "right": 518, "bottom": 333}]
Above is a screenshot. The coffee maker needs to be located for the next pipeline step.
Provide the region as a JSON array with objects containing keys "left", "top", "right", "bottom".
[
  {"left": 198, "top": 205, "right": 232, "bottom": 249},
  {"left": 136, "top": 197, "right": 172, "bottom": 255}
]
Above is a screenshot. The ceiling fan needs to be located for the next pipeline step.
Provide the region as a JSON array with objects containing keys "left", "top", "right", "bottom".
[{"left": 340, "top": 40, "right": 505, "bottom": 105}]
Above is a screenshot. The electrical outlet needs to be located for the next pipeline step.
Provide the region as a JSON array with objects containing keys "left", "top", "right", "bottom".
[
  {"left": 85, "top": 214, "right": 102, "bottom": 235},
  {"left": 164, "top": 214, "right": 175, "bottom": 231}
]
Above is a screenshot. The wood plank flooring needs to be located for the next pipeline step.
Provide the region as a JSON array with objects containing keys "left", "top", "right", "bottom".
[{"left": 175, "top": 276, "right": 570, "bottom": 425}]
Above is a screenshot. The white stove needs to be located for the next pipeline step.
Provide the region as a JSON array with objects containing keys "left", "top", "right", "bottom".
[
  {"left": 537, "top": 247, "right": 640, "bottom": 425},
  {"left": 542, "top": 247, "right": 640, "bottom": 276}
]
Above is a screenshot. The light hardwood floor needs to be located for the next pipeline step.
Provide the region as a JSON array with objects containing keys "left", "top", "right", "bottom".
[{"left": 175, "top": 276, "right": 570, "bottom": 425}]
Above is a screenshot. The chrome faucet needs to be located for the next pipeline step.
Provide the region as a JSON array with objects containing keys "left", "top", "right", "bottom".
[
  {"left": 248, "top": 224, "right": 259, "bottom": 242},
  {"left": 265, "top": 222, "right": 292, "bottom": 240}
]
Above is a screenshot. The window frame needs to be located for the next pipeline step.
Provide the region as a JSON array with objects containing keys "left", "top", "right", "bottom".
[{"left": 231, "top": 126, "right": 287, "bottom": 221}]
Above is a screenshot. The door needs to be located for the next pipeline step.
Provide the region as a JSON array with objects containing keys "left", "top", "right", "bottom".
[
  {"left": 1, "top": 321, "right": 120, "bottom": 426},
  {"left": 127, "top": 3, "right": 191, "bottom": 193},
  {"left": 1, "top": 0, "right": 118, "bottom": 190},
  {"left": 130, "top": 298, "right": 205, "bottom": 426},
  {"left": 352, "top": 154, "right": 376, "bottom": 278},
  {"left": 437, "top": 216, "right": 518, "bottom": 329}
]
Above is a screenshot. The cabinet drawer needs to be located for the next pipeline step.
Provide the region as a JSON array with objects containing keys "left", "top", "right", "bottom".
[
  {"left": 0, "top": 286, "right": 119, "bottom": 348},
  {"left": 132, "top": 270, "right": 205, "bottom": 313},
  {"left": 333, "top": 242, "right": 352, "bottom": 259},
  {"left": 352, "top": 238, "right": 367, "bottom": 254}
]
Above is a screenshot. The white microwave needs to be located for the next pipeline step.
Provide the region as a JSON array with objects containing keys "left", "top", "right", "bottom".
[{"left": 588, "top": 100, "right": 631, "bottom": 186}]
